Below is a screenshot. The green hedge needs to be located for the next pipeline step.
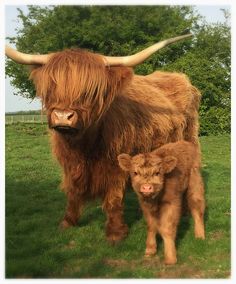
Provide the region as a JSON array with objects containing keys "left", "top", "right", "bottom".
[{"left": 200, "top": 106, "right": 231, "bottom": 136}]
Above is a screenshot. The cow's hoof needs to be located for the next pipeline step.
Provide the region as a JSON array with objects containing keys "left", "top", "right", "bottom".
[
  {"left": 59, "top": 219, "right": 73, "bottom": 231},
  {"left": 106, "top": 224, "right": 129, "bottom": 245}
]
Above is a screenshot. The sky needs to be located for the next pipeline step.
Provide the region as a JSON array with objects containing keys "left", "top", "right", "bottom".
[{"left": 5, "top": 4, "right": 231, "bottom": 113}]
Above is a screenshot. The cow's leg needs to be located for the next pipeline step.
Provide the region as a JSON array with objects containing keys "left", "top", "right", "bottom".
[
  {"left": 59, "top": 164, "right": 88, "bottom": 230},
  {"left": 102, "top": 179, "right": 128, "bottom": 244},
  {"left": 158, "top": 201, "right": 181, "bottom": 265},
  {"left": 187, "top": 168, "right": 205, "bottom": 239},
  {"left": 60, "top": 190, "right": 84, "bottom": 229}
]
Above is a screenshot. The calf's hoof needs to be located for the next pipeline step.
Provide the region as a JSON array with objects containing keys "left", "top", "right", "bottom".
[
  {"left": 144, "top": 248, "right": 156, "bottom": 257},
  {"left": 164, "top": 257, "right": 177, "bottom": 265},
  {"left": 195, "top": 231, "right": 205, "bottom": 240},
  {"left": 106, "top": 224, "right": 129, "bottom": 245}
]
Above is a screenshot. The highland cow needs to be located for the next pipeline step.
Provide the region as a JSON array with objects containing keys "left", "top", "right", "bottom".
[
  {"left": 118, "top": 141, "right": 205, "bottom": 264},
  {"left": 5, "top": 34, "right": 202, "bottom": 244}
]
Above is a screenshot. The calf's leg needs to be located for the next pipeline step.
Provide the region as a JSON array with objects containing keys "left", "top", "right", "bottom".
[
  {"left": 188, "top": 168, "right": 205, "bottom": 239},
  {"left": 141, "top": 207, "right": 157, "bottom": 257},
  {"left": 158, "top": 202, "right": 181, "bottom": 265},
  {"left": 145, "top": 228, "right": 157, "bottom": 257}
]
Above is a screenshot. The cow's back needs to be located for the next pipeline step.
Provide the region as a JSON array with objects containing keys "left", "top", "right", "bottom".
[{"left": 133, "top": 71, "right": 201, "bottom": 147}]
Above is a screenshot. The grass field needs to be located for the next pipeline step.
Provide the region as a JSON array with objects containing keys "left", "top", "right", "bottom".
[{"left": 5, "top": 123, "right": 231, "bottom": 278}]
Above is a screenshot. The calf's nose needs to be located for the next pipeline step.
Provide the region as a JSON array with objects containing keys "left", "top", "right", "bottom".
[{"left": 140, "top": 184, "right": 154, "bottom": 193}]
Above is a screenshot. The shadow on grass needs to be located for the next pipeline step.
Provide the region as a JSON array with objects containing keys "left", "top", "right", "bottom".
[
  {"left": 176, "top": 169, "right": 209, "bottom": 246},
  {"left": 201, "top": 168, "right": 209, "bottom": 194},
  {"left": 78, "top": 203, "right": 105, "bottom": 228},
  {"left": 123, "top": 187, "right": 142, "bottom": 227},
  {"left": 201, "top": 168, "right": 210, "bottom": 225}
]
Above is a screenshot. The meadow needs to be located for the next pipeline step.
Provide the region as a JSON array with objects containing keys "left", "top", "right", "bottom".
[{"left": 5, "top": 123, "right": 231, "bottom": 278}]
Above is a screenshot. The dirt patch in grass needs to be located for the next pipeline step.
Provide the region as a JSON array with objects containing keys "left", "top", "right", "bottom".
[
  {"left": 104, "top": 259, "right": 129, "bottom": 267},
  {"left": 157, "top": 264, "right": 205, "bottom": 278},
  {"left": 104, "top": 257, "right": 207, "bottom": 278},
  {"left": 209, "top": 231, "right": 225, "bottom": 240},
  {"left": 104, "top": 256, "right": 161, "bottom": 270},
  {"left": 104, "top": 256, "right": 230, "bottom": 279},
  {"left": 64, "top": 240, "right": 77, "bottom": 249}
]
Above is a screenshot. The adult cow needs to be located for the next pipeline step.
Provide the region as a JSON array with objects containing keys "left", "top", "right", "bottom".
[{"left": 6, "top": 34, "right": 201, "bottom": 244}]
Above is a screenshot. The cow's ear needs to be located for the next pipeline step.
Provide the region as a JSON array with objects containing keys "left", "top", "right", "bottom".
[
  {"left": 162, "top": 156, "right": 177, "bottom": 173},
  {"left": 118, "top": 154, "right": 132, "bottom": 171},
  {"left": 107, "top": 67, "right": 133, "bottom": 93}
]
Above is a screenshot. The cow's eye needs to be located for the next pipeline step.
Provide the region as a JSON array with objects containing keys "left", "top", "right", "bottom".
[
  {"left": 134, "top": 172, "right": 138, "bottom": 175},
  {"left": 155, "top": 172, "right": 159, "bottom": 176}
]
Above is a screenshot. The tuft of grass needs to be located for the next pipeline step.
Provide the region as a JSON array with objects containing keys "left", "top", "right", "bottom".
[{"left": 5, "top": 123, "right": 231, "bottom": 278}]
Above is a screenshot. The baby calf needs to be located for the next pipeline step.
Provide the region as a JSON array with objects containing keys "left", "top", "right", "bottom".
[{"left": 118, "top": 141, "right": 205, "bottom": 265}]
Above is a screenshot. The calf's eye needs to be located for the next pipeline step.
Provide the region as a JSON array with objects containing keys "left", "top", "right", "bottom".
[
  {"left": 155, "top": 172, "right": 159, "bottom": 176},
  {"left": 134, "top": 172, "right": 138, "bottom": 175}
]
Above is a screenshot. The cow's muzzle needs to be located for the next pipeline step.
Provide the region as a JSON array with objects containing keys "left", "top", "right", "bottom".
[{"left": 50, "top": 109, "right": 79, "bottom": 134}]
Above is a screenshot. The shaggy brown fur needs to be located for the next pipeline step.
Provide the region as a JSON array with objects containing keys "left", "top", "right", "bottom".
[
  {"left": 29, "top": 48, "right": 201, "bottom": 243},
  {"left": 118, "top": 141, "right": 205, "bottom": 264}
]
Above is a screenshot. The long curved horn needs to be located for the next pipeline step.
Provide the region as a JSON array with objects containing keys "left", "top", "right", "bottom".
[
  {"left": 103, "top": 34, "right": 192, "bottom": 67},
  {"left": 6, "top": 33, "right": 192, "bottom": 66},
  {"left": 5, "top": 45, "right": 52, "bottom": 65}
]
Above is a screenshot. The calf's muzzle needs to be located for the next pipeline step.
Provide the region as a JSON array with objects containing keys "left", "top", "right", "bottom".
[{"left": 140, "top": 184, "right": 154, "bottom": 195}]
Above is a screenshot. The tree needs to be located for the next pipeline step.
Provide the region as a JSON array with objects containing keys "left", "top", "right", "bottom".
[
  {"left": 162, "top": 16, "right": 230, "bottom": 135},
  {"left": 6, "top": 5, "right": 231, "bottom": 135},
  {"left": 6, "top": 5, "right": 199, "bottom": 98}
]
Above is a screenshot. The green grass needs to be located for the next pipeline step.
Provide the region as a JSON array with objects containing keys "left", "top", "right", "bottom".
[{"left": 5, "top": 123, "right": 231, "bottom": 278}]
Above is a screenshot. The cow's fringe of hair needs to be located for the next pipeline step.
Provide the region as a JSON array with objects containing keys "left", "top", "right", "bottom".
[{"left": 30, "top": 49, "right": 130, "bottom": 125}]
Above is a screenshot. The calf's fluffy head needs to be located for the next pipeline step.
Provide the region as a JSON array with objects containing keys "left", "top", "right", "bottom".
[{"left": 118, "top": 152, "right": 177, "bottom": 198}]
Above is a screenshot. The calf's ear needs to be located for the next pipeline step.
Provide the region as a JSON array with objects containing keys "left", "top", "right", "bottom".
[
  {"left": 118, "top": 154, "right": 132, "bottom": 171},
  {"left": 162, "top": 156, "right": 177, "bottom": 173}
]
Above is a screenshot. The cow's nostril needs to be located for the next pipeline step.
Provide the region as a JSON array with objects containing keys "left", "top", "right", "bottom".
[{"left": 67, "top": 113, "right": 74, "bottom": 120}]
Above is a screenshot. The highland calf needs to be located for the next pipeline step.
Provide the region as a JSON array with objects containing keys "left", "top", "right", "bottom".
[{"left": 118, "top": 141, "right": 205, "bottom": 264}]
